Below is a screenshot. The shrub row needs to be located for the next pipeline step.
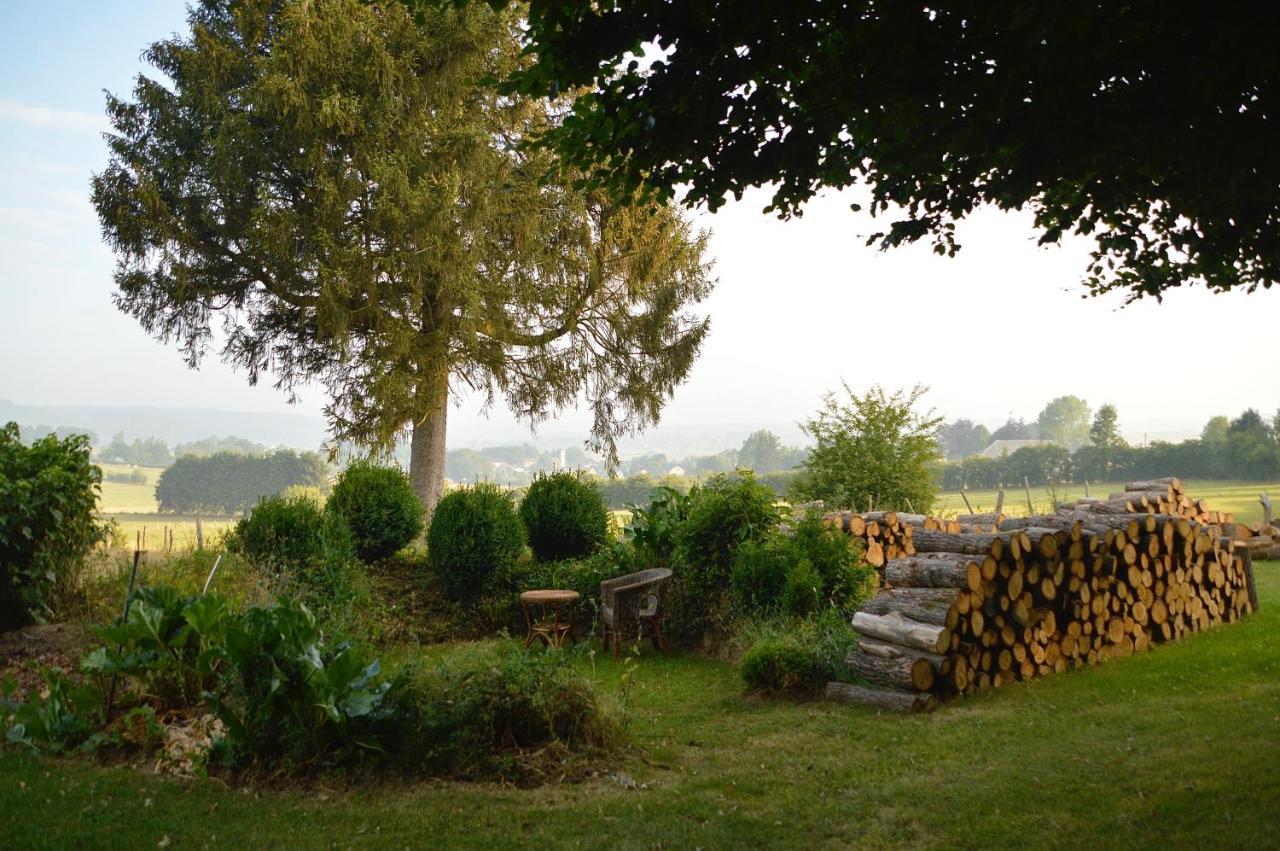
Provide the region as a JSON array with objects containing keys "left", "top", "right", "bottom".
[
  {"left": 427, "top": 472, "right": 610, "bottom": 603},
  {"left": 229, "top": 461, "right": 424, "bottom": 609}
]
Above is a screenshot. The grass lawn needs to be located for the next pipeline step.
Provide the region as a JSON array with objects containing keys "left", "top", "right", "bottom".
[
  {"left": 935, "top": 479, "right": 1280, "bottom": 524},
  {"left": 2, "top": 567, "right": 1277, "bottom": 848}
]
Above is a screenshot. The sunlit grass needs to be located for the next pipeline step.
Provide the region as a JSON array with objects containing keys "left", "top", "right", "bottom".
[{"left": 3, "top": 568, "right": 1277, "bottom": 848}]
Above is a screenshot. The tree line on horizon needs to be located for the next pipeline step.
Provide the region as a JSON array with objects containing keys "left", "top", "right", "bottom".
[{"left": 936, "top": 404, "right": 1280, "bottom": 489}]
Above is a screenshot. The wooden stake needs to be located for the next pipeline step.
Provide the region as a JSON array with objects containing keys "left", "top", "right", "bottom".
[
  {"left": 995, "top": 489, "right": 1005, "bottom": 514},
  {"left": 106, "top": 547, "right": 144, "bottom": 716},
  {"left": 1261, "top": 493, "right": 1273, "bottom": 527},
  {"left": 960, "top": 489, "right": 975, "bottom": 514},
  {"left": 1024, "top": 477, "right": 1034, "bottom": 514},
  {"left": 201, "top": 554, "right": 224, "bottom": 595},
  {"left": 195, "top": 515, "right": 204, "bottom": 550}
]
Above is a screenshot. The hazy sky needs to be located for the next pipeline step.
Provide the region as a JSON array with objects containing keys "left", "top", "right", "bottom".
[{"left": 3, "top": 1, "right": 1277, "bottom": 452}]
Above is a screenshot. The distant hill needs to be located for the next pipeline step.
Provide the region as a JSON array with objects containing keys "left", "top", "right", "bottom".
[
  {"left": 0, "top": 399, "right": 328, "bottom": 450},
  {"left": 0, "top": 398, "right": 813, "bottom": 462}
]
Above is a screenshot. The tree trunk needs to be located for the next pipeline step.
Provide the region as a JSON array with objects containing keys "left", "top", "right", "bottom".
[{"left": 409, "top": 373, "right": 449, "bottom": 522}]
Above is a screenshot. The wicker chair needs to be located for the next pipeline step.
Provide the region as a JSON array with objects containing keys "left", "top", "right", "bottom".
[{"left": 599, "top": 568, "right": 672, "bottom": 658}]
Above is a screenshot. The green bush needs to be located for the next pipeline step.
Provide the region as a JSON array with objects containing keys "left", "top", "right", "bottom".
[
  {"left": 622, "top": 485, "right": 690, "bottom": 569},
  {"left": 730, "top": 511, "right": 873, "bottom": 619},
  {"left": 740, "top": 637, "right": 816, "bottom": 692},
  {"left": 2, "top": 667, "right": 103, "bottom": 753},
  {"left": 208, "top": 600, "right": 398, "bottom": 770},
  {"left": 664, "top": 473, "right": 781, "bottom": 647},
  {"left": 229, "top": 495, "right": 356, "bottom": 610},
  {"left": 327, "top": 460, "right": 424, "bottom": 562},
  {"left": 739, "top": 610, "right": 860, "bottom": 693},
  {"left": 729, "top": 540, "right": 788, "bottom": 615},
  {"left": 427, "top": 483, "right": 525, "bottom": 602},
  {"left": 82, "top": 586, "right": 233, "bottom": 711},
  {"left": 519, "top": 471, "right": 609, "bottom": 562},
  {"left": 780, "top": 558, "right": 822, "bottom": 618},
  {"left": 0, "top": 423, "right": 109, "bottom": 630}
]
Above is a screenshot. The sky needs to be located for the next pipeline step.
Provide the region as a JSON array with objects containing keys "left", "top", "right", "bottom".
[{"left": 2, "top": 1, "right": 1277, "bottom": 454}]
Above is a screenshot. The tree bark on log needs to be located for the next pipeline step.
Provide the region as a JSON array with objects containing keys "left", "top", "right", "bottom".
[
  {"left": 957, "top": 512, "right": 1005, "bottom": 528},
  {"left": 908, "top": 530, "right": 1002, "bottom": 557},
  {"left": 1126, "top": 478, "right": 1181, "bottom": 494},
  {"left": 884, "top": 554, "right": 980, "bottom": 590},
  {"left": 845, "top": 647, "right": 935, "bottom": 691},
  {"left": 825, "top": 682, "right": 934, "bottom": 713},
  {"left": 852, "top": 610, "right": 951, "bottom": 653},
  {"left": 860, "top": 588, "right": 960, "bottom": 626}
]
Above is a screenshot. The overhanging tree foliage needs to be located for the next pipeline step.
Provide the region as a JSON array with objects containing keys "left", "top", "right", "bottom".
[
  {"left": 93, "top": 0, "right": 713, "bottom": 516},
  {"left": 469, "top": 0, "right": 1280, "bottom": 301}
]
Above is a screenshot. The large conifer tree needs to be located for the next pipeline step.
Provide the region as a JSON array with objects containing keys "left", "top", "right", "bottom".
[{"left": 92, "top": 0, "right": 713, "bottom": 516}]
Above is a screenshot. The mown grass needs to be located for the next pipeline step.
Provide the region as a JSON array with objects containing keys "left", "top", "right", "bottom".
[
  {"left": 935, "top": 479, "right": 1280, "bottom": 524},
  {"left": 2, "top": 566, "right": 1277, "bottom": 849}
]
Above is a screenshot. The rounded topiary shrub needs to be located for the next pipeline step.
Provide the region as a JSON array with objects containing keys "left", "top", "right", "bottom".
[
  {"left": 426, "top": 483, "right": 525, "bottom": 602},
  {"left": 233, "top": 495, "right": 342, "bottom": 568},
  {"left": 518, "top": 471, "right": 610, "bottom": 562},
  {"left": 327, "top": 460, "right": 424, "bottom": 562},
  {"left": 230, "top": 495, "right": 356, "bottom": 607}
]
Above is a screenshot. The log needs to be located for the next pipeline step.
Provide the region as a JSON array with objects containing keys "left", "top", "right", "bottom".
[
  {"left": 852, "top": 610, "right": 951, "bottom": 654},
  {"left": 845, "top": 645, "right": 936, "bottom": 691},
  {"left": 865, "top": 539, "right": 886, "bottom": 568},
  {"left": 956, "top": 512, "right": 1005, "bottom": 529},
  {"left": 883, "top": 553, "right": 981, "bottom": 590},
  {"left": 909, "top": 530, "right": 1002, "bottom": 557},
  {"left": 861, "top": 588, "right": 960, "bottom": 626},
  {"left": 1126, "top": 478, "right": 1182, "bottom": 494},
  {"left": 825, "top": 682, "right": 934, "bottom": 713}
]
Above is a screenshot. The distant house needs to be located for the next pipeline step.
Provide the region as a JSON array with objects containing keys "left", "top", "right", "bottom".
[
  {"left": 979, "top": 439, "right": 1051, "bottom": 458},
  {"left": 666, "top": 465, "right": 687, "bottom": 477}
]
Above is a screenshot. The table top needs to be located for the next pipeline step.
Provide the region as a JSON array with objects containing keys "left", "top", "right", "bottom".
[{"left": 520, "top": 589, "right": 581, "bottom": 605}]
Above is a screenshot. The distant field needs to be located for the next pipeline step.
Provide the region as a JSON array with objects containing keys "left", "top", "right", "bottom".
[
  {"left": 97, "top": 464, "right": 235, "bottom": 551},
  {"left": 98, "top": 463, "right": 166, "bottom": 513},
  {"left": 935, "top": 479, "right": 1280, "bottom": 525},
  {"left": 103, "top": 514, "right": 238, "bottom": 552}
]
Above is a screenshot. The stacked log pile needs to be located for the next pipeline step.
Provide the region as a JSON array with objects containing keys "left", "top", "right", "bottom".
[
  {"left": 825, "top": 478, "right": 1258, "bottom": 714},
  {"left": 1057, "top": 477, "right": 1231, "bottom": 525},
  {"left": 825, "top": 510, "right": 1002, "bottom": 569},
  {"left": 1232, "top": 492, "right": 1280, "bottom": 561}
]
